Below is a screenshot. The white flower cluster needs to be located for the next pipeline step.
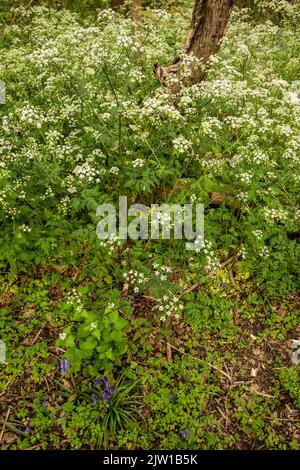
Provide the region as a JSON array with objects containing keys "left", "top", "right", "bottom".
[
  {"left": 116, "top": 32, "right": 133, "bottom": 48},
  {"left": 73, "top": 160, "right": 99, "bottom": 183},
  {"left": 265, "top": 171, "right": 276, "bottom": 181},
  {"left": 191, "top": 234, "right": 204, "bottom": 254},
  {"left": 277, "top": 125, "right": 293, "bottom": 137},
  {"left": 172, "top": 136, "right": 191, "bottom": 154},
  {"left": 99, "top": 234, "right": 121, "bottom": 255},
  {"left": 259, "top": 246, "right": 270, "bottom": 258},
  {"left": 131, "top": 159, "right": 145, "bottom": 168},
  {"left": 264, "top": 207, "right": 288, "bottom": 224},
  {"left": 63, "top": 175, "right": 77, "bottom": 195},
  {"left": 238, "top": 246, "right": 247, "bottom": 260},
  {"left": 151, "top": 210, "right": 172, "bottom": 229},
  {"left": 140, "top": 95, "right": 182, "bottom": 123},
  {"left": 199, "top": 79, "right": 233, "bottom": 100},
  {"left": 253, "top": 151, "right": 270, "bottom": 165},
  {"left": 152, "top": 9, "right": 171, "bottom": 20},
  {"left": 284, "top": 92, "right": 300, "bottom": 106},
  {"left": 201, "top": 117, "right": 223, "bottom": 139},
  {"left": 158, "top": 293, "right": 183, "bottom": 322},
  {"left": 66, "top": 289, "right": 82, "bottom": 312},
  {"left": 200, "top": 154, "right": 226, "bottom": 173},
  {"left": 19, "top": 105, "right": 47, "bottom": 128},
  {"left": 109, "top": 166, "right": 119, "bottom": 175},
  {"left": 283, "top": 149, "right": 299, "bottom": 163},
  {"left": 252, "top": 229, "right": 263, "bottom": 240},
  {"left": 92, "top": 149, "right": 106, "bottom": 160},
  {"left": 122, "top": 270, "right": 149, "bottom": 294},
  {"left": 128, "top": 68, "right": 144, "bottom": 84},
  {"left": 293, "top": 209, "right": 300, "bottom": 221},
  {"left": 58, "top": 195, "right": 71, "bottom": 216},
  {"left": 239, "top": 171, "right": 254, "bottom": 185},
  {"left": 153, "top": 263, "right": 172, "bottom": 282},
  {"left": 236, "top": 44, "right": 251, "bottom": 60},
  {"left": 19, "top": 224, "right": 31, "bottom": 233},
  {"left": 28, "top": 44, "right": 61, "bottom": 68},
  {"left": 16, "top": 223, "right": 31, "bottom": 238},
  {"left": 202, "top": 241, "right": 220, "bottom": 272},
  {"left": 225, "top": 114, "right": 256, "bottom": 131},
  {"left": 230, "top": 153, "right": 246, "bottom": 169},
  {"left": 236, "top": 191, "right": 248, "bottom": 203},
  {"left": 97, "top": 8, "right": 116, "bottom": 23},
  {"left": 180, "top": 54, "right": 204, "bottom": 80}
]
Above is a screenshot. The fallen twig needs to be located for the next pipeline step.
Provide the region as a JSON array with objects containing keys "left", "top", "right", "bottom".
[
  {"left": 162, "top": 340, "right": 232, "bottom": 382},
  {"left": 0, "top": 408, "right": 11, "bottom": 444}
]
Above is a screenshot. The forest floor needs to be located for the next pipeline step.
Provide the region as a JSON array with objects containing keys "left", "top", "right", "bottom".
[{"left": 0, "top": 3, "right": 300, "bottom": 450}]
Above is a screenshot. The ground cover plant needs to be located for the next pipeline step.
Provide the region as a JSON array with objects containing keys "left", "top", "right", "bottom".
[{"left": 0, "top": 0, "right": 299, "bottom": 450}]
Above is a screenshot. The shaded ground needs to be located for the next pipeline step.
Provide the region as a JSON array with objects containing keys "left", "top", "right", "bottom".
[{"left": 0, "top": 267, "right": 299, "bottom": 449}]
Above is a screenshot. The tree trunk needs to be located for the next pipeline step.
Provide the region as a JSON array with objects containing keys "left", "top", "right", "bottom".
[
  {"left": 131, "top": 0, "right": 142, "bottom": 22},
  {"left": 155, "top": 0, "right": 234, "bottom": 89}
]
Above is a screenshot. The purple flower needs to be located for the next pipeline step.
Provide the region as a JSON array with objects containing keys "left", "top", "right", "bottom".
[
  {"left": 221, "top": 282, "right": 227, "bottom": 288},
  {"left": 102, "top": 387, "right": 115, "bottom": 403},
  {"left": 25, "top": 424, "right": 31, "bottom": 433},
  {"left": 103, "top": 377, "right": 109, "bottom": 387},
  {"left": 180, "top": 429, "right": 189, "bottom": 439},
  {"left": 91, "top": 392, "right": 97, "bottom": 405},
  {"left": 169, "top": 393, "right": 174, "bottom": 400},
  {"left": 93, "top": 376, "right": 108, "bottom": 388},
  {"left": 60, "top": 358, "right": 70, "bottom": 375},
  {"left": 93, "top": 376, "right": 114, "bottom": 402},
  {"left": 43, "top": 400, "right": 49, "bottom": 407},
  {"left": 93, "top": 378, "right": 102, "bottom": 388}
]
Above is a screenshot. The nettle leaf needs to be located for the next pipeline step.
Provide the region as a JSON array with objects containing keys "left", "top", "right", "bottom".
[
  {"left": 80, "top": 338, "right": 97, "bottom": 351},
  {"left": 77, "top": 324, "right": 90, "bottom": 339},
  {"left": 104, "top": 349, "right": 114, "bottom": 361},
  {"left": 109, "top": 309, "right": 128, "bottom": 330},
  {"left": 65, "top": 335, "right": 75, "bottom": 348},
  {"left": 92, "top": 329, "right": 101, "bottom": 341}
]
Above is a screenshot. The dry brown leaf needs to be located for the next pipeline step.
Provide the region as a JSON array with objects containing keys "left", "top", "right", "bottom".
[
  {"left": 23, "top": 305, "right": 36, "bottom": 318},
  {"left": 61, "top": 379, "right": 72, "bottom": 389},
  {"left": 1, "top": 432, "right": 17, "bottom": 450},
  {"left": 166, "top": 343, "right": 172, "bottom": 363}
]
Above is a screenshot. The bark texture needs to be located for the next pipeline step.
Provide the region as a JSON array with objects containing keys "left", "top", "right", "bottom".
[
  {"left": 155, "top": 0, "right": 234, "bottom": 89},
  {"left": 131, "top": 0, "right": 142, "bottom": 22}
]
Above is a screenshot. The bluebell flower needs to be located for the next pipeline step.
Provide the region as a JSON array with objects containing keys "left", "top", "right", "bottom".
[
  {"left": 102, "top": 387, "right": 115, "bottom": 402},
  {"left": 91, "top": 392, "right": 97, "bottom": 405},
  {"left": 169, "top": 393, "right": 174, "bottom": 400},
  {"left": 60, "top": 358, "right": 70, "bottom": 375},
  {"left": 93, "top": 378, "right": 102, "bottom": 388},
  {"left": 102, "top": 376, "right": 109, "bottom": 387},
  {"left": 221, "top": 282, "right": 227, "bottom": 288},
  {"left": 180, "top": 429, "right": 189, "bottom": 438},
  {"left": 25, "top": 424, "right": 31, "bottom": 433},
  {"left": 93, "top": 376, "right": 114, "bottom": 402}
]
